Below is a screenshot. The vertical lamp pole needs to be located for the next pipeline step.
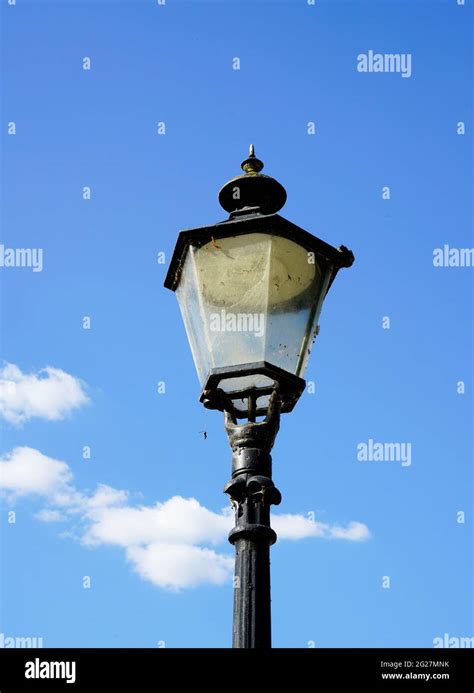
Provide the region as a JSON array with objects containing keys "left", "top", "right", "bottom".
[
  {"left": 164, "top": 146, "right": 354, "bottom": 648},
  {"left": 224, "top": 389, "right": 282, "bottom": 648}
]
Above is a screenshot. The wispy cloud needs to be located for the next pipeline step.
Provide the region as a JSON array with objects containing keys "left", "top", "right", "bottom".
[
  {"left": 34, "top": 508, "right": 67, "bottom": 523},
  {"left": 0, "top": 447, "right": 371, "bottom": 591},
  {"left": 272, "top": 513, "right": 370, "bottom": 541},
  {"left": 0, "top": 363, "right": 89, "bottom": 426}
]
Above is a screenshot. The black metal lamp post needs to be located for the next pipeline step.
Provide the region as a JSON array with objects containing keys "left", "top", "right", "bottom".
[{"left": 164, "top": 146, "right": 354, "bottom": 648}]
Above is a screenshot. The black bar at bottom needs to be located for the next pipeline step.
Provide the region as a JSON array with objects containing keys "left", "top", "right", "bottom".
[{"left": 0, "top": 648, "right": 473, "bottom": 691}]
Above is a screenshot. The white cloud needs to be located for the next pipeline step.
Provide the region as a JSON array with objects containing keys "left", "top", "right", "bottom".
[
  {"left": 0, "top": 363, "right": 88, "bottom": 425},
  {"left": 272, "top": 513, "right": 327, "bottom": 540},
  {"left": 82, "top": 496, "right": 231, "bottom": 548},
  {"left": 328, "top": 521, "right": 370, "bottom": 541},
  {"left": 34, "top": 508, "right": 66, "bottom": 523},
  {"left": 0, "top": 447, "right": 74, "bottom": 499},
  {"left": 273, "top": 514, "right": 371, "bottom": 541},
  {"left": 85, "top": 484, "right": 129, "bottom": 511},
  {"left": 126, "top": 544, "right": 234, "bottom": 591},
  {"left": 0, "top": 446, "right": 371, "bottom": 590}
]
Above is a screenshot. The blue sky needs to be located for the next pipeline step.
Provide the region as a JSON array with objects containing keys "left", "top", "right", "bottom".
[{"left": 1, "top": 0, "right": 472, "bottom": 648}]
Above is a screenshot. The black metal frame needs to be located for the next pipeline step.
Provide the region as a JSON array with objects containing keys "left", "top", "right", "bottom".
[
  {"left": 164, "top": 210, "right": 354, "bottom": 294},
  {"left": 164, "top": 209, "right": 353, "bottom": 423},
  {"left": 200, "top": 361, "right": 306, "bottom": 420}
]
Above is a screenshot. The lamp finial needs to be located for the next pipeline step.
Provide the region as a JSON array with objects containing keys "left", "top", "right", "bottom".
[{"left": 241, "top": 145, "right": 264, "bottom": 175}]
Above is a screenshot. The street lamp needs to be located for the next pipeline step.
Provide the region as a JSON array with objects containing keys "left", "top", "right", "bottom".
[{"left": 164, "top": 146, "right": 354, "bottom": 648}]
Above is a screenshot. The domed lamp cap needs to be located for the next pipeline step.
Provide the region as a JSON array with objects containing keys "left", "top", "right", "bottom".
[{"left": 218, "top": 145, "right": 287, "bottom": 215}]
